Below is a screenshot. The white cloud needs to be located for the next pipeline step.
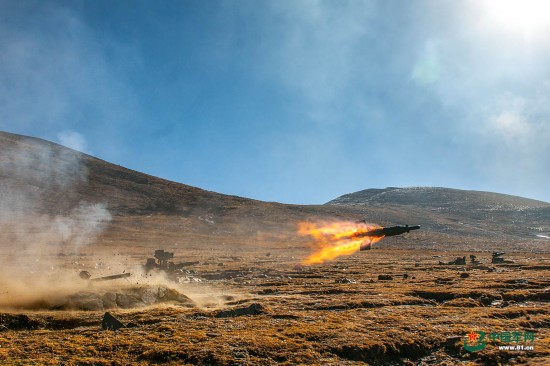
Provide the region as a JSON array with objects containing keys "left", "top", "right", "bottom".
[
  {"left": 489, "top": 112, "right": 530, "bottom": 141},
  {"left": 472, "top": 89, "right": 550, "bottom": 200}
]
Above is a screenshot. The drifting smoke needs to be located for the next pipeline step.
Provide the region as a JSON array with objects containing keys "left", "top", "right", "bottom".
[{"left": 0, "top": 136, "right": 111, "bottom": 307}]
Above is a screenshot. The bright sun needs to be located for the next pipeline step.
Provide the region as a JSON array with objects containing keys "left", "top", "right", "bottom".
[{"left": 483, "top": 0, "right": 550, "bottom": 34}]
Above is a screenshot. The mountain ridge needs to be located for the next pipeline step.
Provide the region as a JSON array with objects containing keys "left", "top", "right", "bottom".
[
  {"left": 1, "top": 130, "right": 549, "bottom": 253},
  {"left": 327, "top": 186, "right": 549, "bottom": 209}
]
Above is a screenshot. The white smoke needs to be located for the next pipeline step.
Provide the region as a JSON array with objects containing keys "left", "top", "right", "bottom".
[
  {"left": 0, "top": 136, "right": 111, "bottom": 269},
  {"left": 57, "top": 130, "right": 88, "bottom": 153}
]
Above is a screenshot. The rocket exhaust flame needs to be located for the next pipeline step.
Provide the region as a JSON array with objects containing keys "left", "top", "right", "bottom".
[
  {"left": 299, "top": 221, "right": 384, "bottom": 265},
  {"left": 299, "top": 222, "right": 420, "bottom": 265}
]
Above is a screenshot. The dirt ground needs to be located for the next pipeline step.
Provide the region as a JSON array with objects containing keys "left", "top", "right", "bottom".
[{"left": 0, "top": 248, "right": 548, "bottom": 365}]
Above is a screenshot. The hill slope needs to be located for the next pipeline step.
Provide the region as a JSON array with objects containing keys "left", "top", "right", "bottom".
[
  {"left": 327, "top": 187, "right": 550, "bottom": 251},
  {"left": 0, "top": 131, "right": 349, "bottom": 255},
  {"left": 1, "top": 131, "right": 549, "bottom": 254}
]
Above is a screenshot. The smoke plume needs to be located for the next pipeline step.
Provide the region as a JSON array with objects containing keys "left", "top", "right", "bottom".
[{"left": 0, "top": 136, "right": 111, "bottom": 307}]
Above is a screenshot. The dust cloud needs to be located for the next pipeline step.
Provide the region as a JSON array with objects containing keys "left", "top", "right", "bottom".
[{"left": 0, "top": 138, "right": 112, "bottom": 308}]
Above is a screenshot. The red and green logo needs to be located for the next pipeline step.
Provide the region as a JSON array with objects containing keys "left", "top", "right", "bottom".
[
  {"left": 464, "top": 330, "right": 487, "bottom": 352},
  {"left": 464, "top": 330, "right": 535, "bottom": 352}
]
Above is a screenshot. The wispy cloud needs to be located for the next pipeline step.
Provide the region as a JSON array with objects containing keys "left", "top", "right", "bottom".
[
  {"left": 1, "top": 0, "right": 549, "bottom": 203},
  {"left": 263, "top": 1, "right": 376, "bottom": 111},
  {"left": 0, "top": 1, "right": 139, "bottom": 153},
  {"left": 475, "top": 88, "right": 550, "bottom": 198}
]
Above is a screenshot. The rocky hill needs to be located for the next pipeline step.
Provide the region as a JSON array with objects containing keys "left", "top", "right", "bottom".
[
  {"left": 0, "top": 131, "right": 349, "bottom": 255},
  {"left": 327, "top": 187, "right": 550, "bottom": 251},
  {"left": 0, "top": 131, "right": 338, "bottom": 217},
  {"left": 1, "top": 131, "right": 548, "bottom": 253}
]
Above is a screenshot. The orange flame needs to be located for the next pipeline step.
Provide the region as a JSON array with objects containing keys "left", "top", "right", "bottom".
[{"left": 299, "top": 221, "right": 384, "bottom": 265}]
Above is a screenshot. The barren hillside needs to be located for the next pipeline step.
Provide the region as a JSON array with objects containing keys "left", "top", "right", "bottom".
[
  {"left": 328, "top": 187, "right": 550, "bottom": 252},
  {"left": 1, "top": 131, "right": 549, "bottom": 253}
]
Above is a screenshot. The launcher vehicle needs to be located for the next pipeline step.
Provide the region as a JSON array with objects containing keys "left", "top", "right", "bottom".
[{"left": 144, "top": 249, "right": 199, "bottom": 272}]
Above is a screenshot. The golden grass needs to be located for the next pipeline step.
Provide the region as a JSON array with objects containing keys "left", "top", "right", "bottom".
[{"left": 0, "top": 248, "right": 548, "bottom": 365}]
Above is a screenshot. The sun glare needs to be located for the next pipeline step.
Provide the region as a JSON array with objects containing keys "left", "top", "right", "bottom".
[{"left": 483, "top": 0, "right": 550, "bottom": 34}]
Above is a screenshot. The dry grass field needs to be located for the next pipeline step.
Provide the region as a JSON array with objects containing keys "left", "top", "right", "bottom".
[
  {"left": 1, "top": 131, "right": 549, "bottom": 365},
  {"left": 0, "top": 247, "right": 548, "bottom": 365}
]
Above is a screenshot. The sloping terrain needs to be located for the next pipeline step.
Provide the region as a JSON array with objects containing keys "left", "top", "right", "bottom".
[
  {"left": 0, "top": 130, "right": 326, "bottom": 217},
  {"left": 2, "top": 131, "right": 549, "bottom": 254},
  {"left": 328, "top": 187, "right": 550, "bottom": 252},
  {"left": 0, "top": 131, "right": 353, "bottom": 255},
  {"left": 1, "top": 130, "right": 549, "bottom": 257}
]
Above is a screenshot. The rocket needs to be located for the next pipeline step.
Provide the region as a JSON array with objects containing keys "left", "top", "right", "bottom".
[{"left": 349, "top": 225, "right": 420, "bottom": 251}]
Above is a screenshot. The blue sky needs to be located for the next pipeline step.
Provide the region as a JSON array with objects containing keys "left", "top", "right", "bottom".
[{"left": 1, "top": 0, "right": 550, "bottom": 204}]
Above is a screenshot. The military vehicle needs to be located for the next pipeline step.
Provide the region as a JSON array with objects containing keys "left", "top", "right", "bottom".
[{"left": 144, "top": 249, "right": 199, "bottom": 272}]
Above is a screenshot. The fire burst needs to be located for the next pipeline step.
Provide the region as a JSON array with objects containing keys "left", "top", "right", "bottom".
[{"left": 299, "top": 221, "right": 384, "bottom": 265}]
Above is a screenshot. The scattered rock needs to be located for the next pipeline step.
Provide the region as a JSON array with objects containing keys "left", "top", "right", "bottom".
[
  {"left": 491, "top": 300, "right": 509, "bottom": 307},
  {"left": 216, "top": 303, "right": 264, "bottom": 318},
  {"left": 257, "top": 288, "right": 278, "bottom": 295},
  {"left": 102, "top": 312, "right": 125, "bottom": 331},
  {"left": 116, "top": 294, "right": 145, "bottom": 309},
  {"left": 479, "top": 295, "right": 492, "bottom": 306},
  {"left": 378, "top": 275, "right": 393, "bottom": 281},
  {"left": 102, "top": 293, "right": 118, "bottom": 309},
  {"left": 157, "top": 287, "right": 195, "bottom": 306},
  {"left": 443, "top": 336, "right": 463, "bottom": 355},
  {"left": 460, "top": 273, "right": 470, "bottom": 278},
  {"left": 335, "top": 278, "right": 356, "bottom": 284},
  {"left": 439, "top": 257, "right": 466, "bottom": 265},
  {"left": 177, "top": 276, "right": 202, "bottom": 283},
  {"left": 140, "top": 288, "right": 160, "bottom": 305}
]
